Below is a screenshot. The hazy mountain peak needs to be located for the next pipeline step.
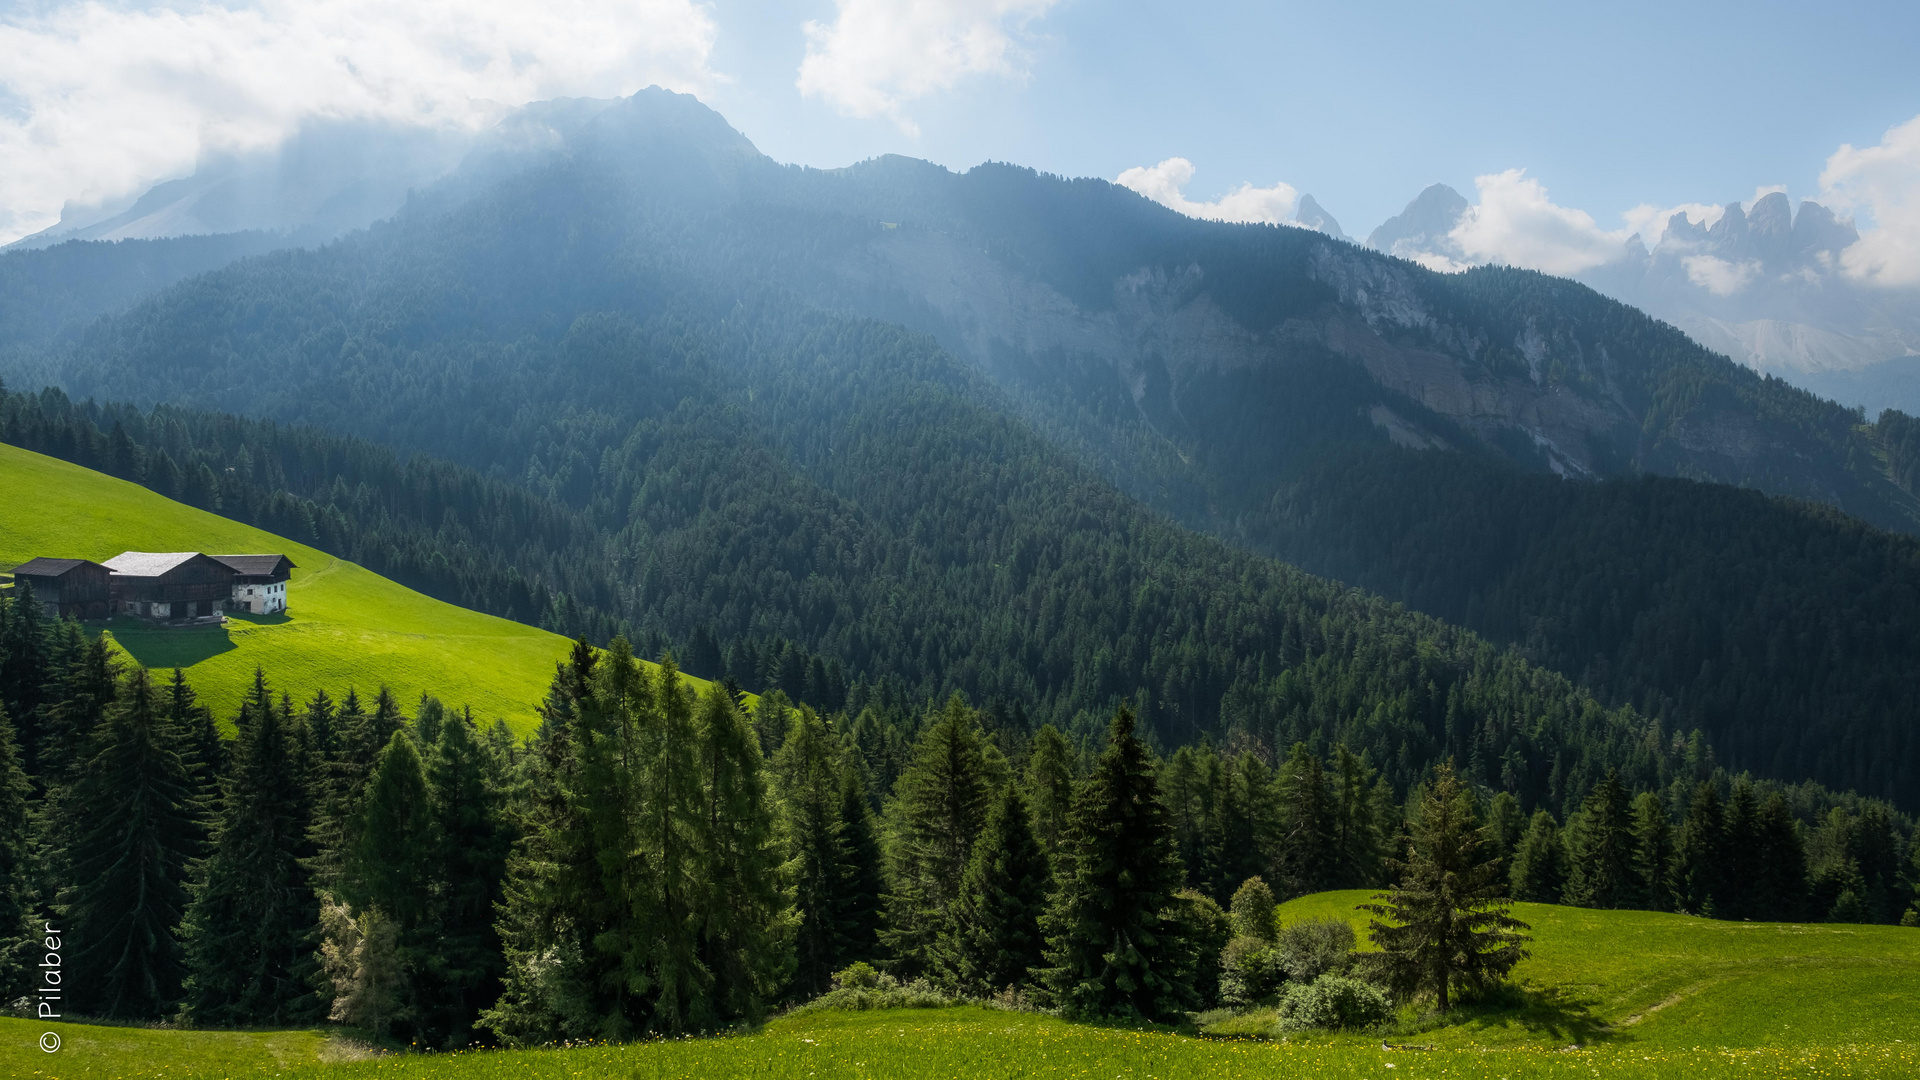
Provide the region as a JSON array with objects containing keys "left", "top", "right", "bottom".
[
  {"left": 1292, "top": 194, "right": 1349, "bottom": 240},
  {"left": 1366, "top": 183, "right": 1469, "bottom": 265}
]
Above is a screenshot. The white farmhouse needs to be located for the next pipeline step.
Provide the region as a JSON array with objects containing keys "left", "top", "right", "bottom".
[{"left": 211, "top": 554, "right": 297, "bottom": 614}]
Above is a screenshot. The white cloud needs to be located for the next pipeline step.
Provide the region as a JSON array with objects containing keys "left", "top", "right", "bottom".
[
  {"left": 1448, "top": 169, "right": 1629, "bottom": 276},
  {"left": 1821, "top": 112, "right": 1920, "bottom": 287},
  {"left": 0, "top": 0, "right": 718, "bottom": 243},
  {"left": 1113, "top": 157, "right": 1300, "bottom": 225},
  {"left": 1682, "top": 255, "right": 1759, "bottom": 295},
  {"left": 797, "top": 0, "right": 1057, "bottom": 136}
]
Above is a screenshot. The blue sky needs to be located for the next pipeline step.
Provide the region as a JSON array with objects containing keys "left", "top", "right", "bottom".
[
  {"left": 702, "top": 0, "right": 1920, "bottom": 236},
  {"left": 2, "top": 0, "right": 1917, "bottom": 257}
]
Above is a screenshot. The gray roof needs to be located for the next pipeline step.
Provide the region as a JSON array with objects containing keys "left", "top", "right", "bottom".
[
  {"left": 210, "top": 554, "right": 296, "bottom": 577},
  {"left": 12, "top": 557, "right": 107, "bottom": 577},
  {"left": 102, "top": 551, "right": 206, "bottom": 577}
]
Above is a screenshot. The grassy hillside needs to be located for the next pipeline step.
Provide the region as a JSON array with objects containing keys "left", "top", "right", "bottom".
[
  {"left": 4, "top": 1003, "right": 1911, "bottom": 1080},
  {"left": 0, "top": 442, "right": 580, "bottom": 731},
  {"left": 7, "top": 894, "right": 1915, "bottom": 1079},
  {"left": 1249, "top": 890, "right": 1920, "bottom": 1049}
]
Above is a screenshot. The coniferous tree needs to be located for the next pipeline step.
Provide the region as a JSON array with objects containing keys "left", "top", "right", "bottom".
[
  {"left": 1224, "top": 752, "right": 1277, "bottom": 897},
  {"left": 164, "top": 670, "right": 222, "bottom": 816},
  {"left": 1753, "top": 793, "right": 1808, "bottom": 921},
  {"left": 836, "top": 767, "right": 885, "bottom": 967},
  {"left": 1361, "top": 763, "right": 1530, "bottom": 1012},
  {"left": 1329, "top": 746, "right": 1383, "bottom": 889},
  {"left": 1564, "top": 771, "right": 1637, "bottom": 909},
  {"left": 1676, "top": 782, "right": 1728, "bottom": 916},
  {"left": 879, "top": 695, "right": 998, "bottom": 976},
  {"left": 1037, "top": 705, "right": 1191, "bottom": 1022},
  {"left": 632, "top": 655, "right": 707, "bottom": 1032},
  {"left": 0, "top": 582, "right": 48, "bottom": 765},
  {"left": 1024, "top": 724, "right": 1075, "bottom": 862},
  {"left": 64, "top": 669, "right": 199, "bottom": 1018},
  {"left": 1630, "top": 791, "right": 1675, "bottom": 911},
  {"left": 1509, "top": 810, "right": 1567, "bottom": 903},
  {"left": 421, "top": 714, "right": 514, "bottom": 1045},
  {"left": 0, "top": 702, "right": 35, "bottom": 1002},
  {"left": 692, "top": 681, "right": 791, "bottom": 1023},
  {"left": 1485, "top": 791, "right": 1525, "bottom": 876},
  {"left": 776, "top": 706, "right": 851, "bottom": 998},
  {"left": 1720, "top": 779, "right": 1763, "bottom": 920},
  {"left": 1277, "top": 742, "right": 1336, "bottom": 896},
  {"left": 934, "top": 782, "right": 1051, "bottom": 995},
  {"left": 181, "top": 677, "right": 319, "bottom": 1026}
]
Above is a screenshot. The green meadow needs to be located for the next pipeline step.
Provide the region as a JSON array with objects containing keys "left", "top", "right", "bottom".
[
  {"left": 0, "top": 443, "right": 718, "bottom": 733},
  {"left": 6, "top": 895, "right": 1914, "bottom": 1080}
]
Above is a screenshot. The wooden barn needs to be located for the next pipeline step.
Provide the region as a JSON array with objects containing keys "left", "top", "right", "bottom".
[
  {"left": 212, "top": 554, "right": 297, "bottom": 614},
  {"left": 10, "top": 558, "right": 113, "bottom": 620},
  {"left": 104, "top": 551, "right": 237, "bottom": 622}
]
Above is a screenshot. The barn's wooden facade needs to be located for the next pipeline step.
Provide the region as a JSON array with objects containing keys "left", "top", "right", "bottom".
[
  {"left": 10, "top": 558, "right": 113, "bottom": 619},
  {"left": 103, "top": 552, "right": 237, "bottom": 621}
]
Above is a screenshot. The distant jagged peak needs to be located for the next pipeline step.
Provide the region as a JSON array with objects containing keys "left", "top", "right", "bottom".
[
  {"left": 1292, "top": 194, "right": 1349, "bottom": 241},
  {"left": 1366, "top": 183, "right": 1470, "bottom": 268}
]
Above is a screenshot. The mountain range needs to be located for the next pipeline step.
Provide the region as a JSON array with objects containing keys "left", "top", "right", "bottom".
[
  {"left": 1372, "top": 184, "right": 1920, "bottom": 415},
  {"left": 3, "top": 88, "right": 1918, "bottom": 806}
]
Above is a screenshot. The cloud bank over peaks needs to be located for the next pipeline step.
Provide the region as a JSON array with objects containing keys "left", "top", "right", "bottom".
[
  {"left": 1821, "top": 113, "right": 1920, "bottom": 288},
  {"left": 798, "top": 0, "right": 1058, "bottom": 135},
  {"left": 0, "top": 0, "right": 719, "bottom": 245},
  {"left": 1114, "top": 157, "right": 1350, "bottom": 238}
]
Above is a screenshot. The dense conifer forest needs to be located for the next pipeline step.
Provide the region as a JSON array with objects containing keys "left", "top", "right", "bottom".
[{"left": 0, "top": 587, "right": 1912, "bottom": 1039}]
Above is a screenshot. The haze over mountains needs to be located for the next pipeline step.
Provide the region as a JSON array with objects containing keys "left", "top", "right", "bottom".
[
  {"left": 1370, "top": 183, "right": 1920, "bottom": 415},
  {"left": 6, "top": 89, "right": 1920, "bottom": 807}
]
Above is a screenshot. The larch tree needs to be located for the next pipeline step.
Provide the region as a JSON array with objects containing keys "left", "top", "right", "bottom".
[
  {"left": 1361, "top": 763, "right": 1530, "bottom": 1013},
  {"left": 692, "top": 680, "right": 792, "bottom": 1022}
]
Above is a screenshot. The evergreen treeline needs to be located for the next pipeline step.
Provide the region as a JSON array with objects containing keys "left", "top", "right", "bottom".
[
  {"left": 1255, "top": 444, "right": 1920, "bottom": 805},
  {"left": 0, "top": 371, "right": 1728, "bottom": 818},
  {"left": 0, "top": 592, "right": 1914, "bottom": 1037}
]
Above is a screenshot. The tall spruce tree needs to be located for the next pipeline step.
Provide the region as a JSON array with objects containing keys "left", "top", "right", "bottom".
[
  {"left": 1630, "top": 791, "right": 1675, "bottom": 911},
  {"left": 836, "top": 767, "right": 885, "bottom": 968},
  {"left": 64, "top": 669, "right": 199, "bottom": 1018},
  {"left": 1024, "top": 724, "right": 1076, "bottom": 862},
  {"left": 1332, "top": 746, "right": 1385, "bottom": 889},
  {"left": 1564, "top": 770, "right": 1637, "bottom": 909},
  {"left": 164, "top": 670, "right": 223, "bottom": 819},
  {"left": 692, "top": 680, "right": 792, "bottom": 1023},
  {"left": 775, "top": 706, "right": 852, "bottom": 997},
  {"left": 181, "top": 676, "right": 319, "bottom": 1026},
  {"left": 421, "top": 712, "right": 514, "bottom": 1046},
  {"left": 1277, "top": 742, "right": 1337, "bottom": 896},
  {"left": 934, "top": 782, "right": 1052, "bottom": 995},
  {"left": 1720, "top": 780, "right": 1763, "bottom": 920},
  {"left": 634, "top": 656, "right": 709, "bottom": 1033},
  {"left": 1037, "top": 705, "right": 1191, "bottom": 1022},
  {"left": 1753, "top": 793, "right": 1808, "bottom": 921},
  {"left": 1362, "top": 763, "right": 1530, "bottom": 1012},
  {"left": 879, "top": 695, "right": 998, "bottom": 976},
  {"left": 0, "top": 701, "right": 34, "bottom": 1002},
  {"left": 1676, "top": 782, "right": 1728, "bottom": 916},
  {"left": 1509, "top": 810, "right": 1566, "bottom": 904}
]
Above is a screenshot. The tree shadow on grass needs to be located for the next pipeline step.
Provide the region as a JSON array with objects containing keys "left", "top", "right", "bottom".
[
  {"left": 1385, "top": 982, "right": 1612, "bottom": 1045},
  {"left": 107, "top": 619, "right": 238, "bottom": 669}
]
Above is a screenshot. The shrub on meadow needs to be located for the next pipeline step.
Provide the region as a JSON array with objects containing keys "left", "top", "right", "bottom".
[{"left": 1274, "top": 974, "right": 1393, "bottom": 1032}]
